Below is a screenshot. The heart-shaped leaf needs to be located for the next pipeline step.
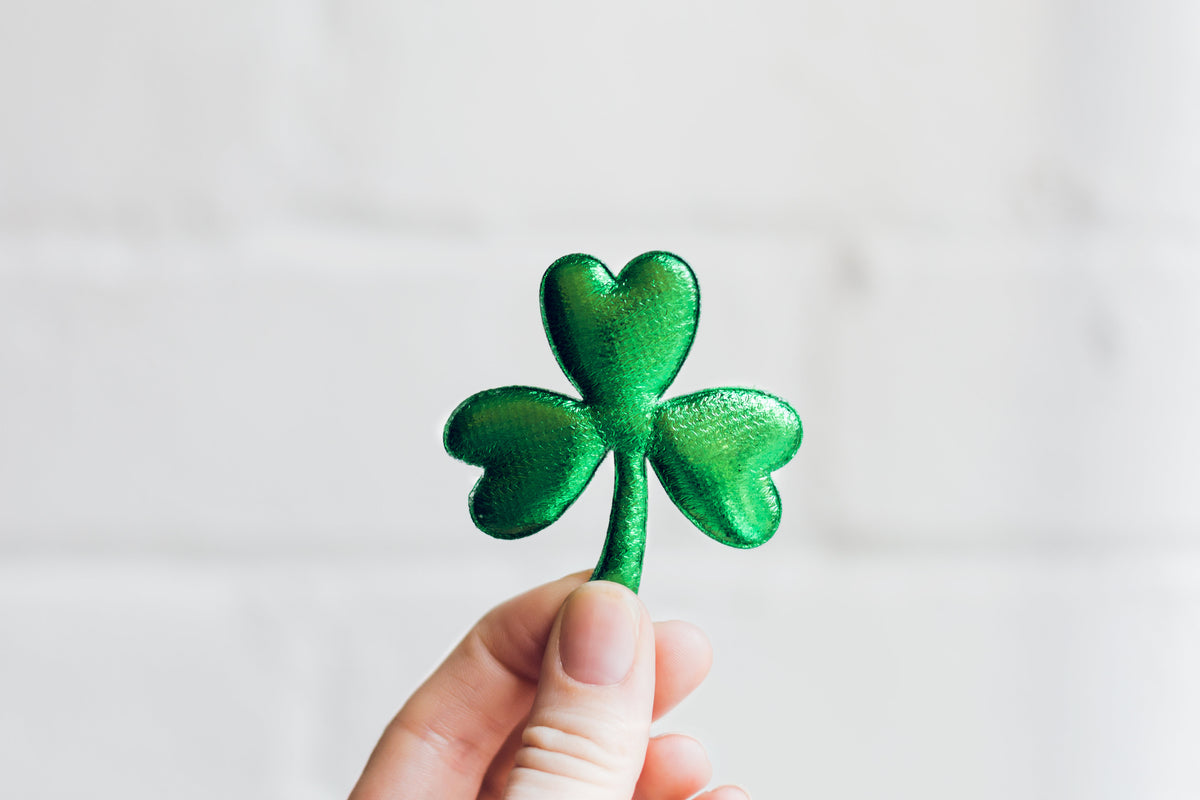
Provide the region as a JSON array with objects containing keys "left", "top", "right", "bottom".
[
  {"left": 444, "top": 387, "right": 607, "bottom": 539},
  {"left": 540, "top": 252, "right": 699, "bottom": 413},
  {"left": 649, "top": 388, "right": 802, "bottom": 548}
]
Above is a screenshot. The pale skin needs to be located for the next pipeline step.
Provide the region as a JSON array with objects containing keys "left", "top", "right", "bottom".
[{"left": 349, "top": 572, "right": 750, "bottom": 800}]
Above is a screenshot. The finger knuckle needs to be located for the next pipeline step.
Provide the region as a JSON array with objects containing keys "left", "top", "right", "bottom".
[{"left": 511, "top": 724, "right": 621, "bottom": 785}]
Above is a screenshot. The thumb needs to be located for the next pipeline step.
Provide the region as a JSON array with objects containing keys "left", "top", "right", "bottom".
[{"left": 502, "top": 580, "right": 655, "bottom": 800}]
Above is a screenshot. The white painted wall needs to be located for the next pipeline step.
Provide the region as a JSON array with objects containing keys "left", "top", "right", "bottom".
[{"left": 3, "top": 1, "right": 1199, "bottom": 798}]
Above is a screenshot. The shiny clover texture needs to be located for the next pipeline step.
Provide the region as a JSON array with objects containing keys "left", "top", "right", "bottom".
[{"left": 444, "top": 252, "right": 802, "bottom": 592}]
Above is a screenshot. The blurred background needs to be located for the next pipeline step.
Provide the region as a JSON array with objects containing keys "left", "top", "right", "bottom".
[{"left": 3, "top": 1, "right": 1200, "bottom": 798}]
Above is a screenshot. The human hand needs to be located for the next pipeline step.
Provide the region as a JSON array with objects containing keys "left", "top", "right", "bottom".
[{"left": 349, "top": 572, "right": 749, "bottom": 800}]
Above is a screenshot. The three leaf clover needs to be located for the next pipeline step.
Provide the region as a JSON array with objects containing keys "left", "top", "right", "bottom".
[{"left": 444, "top": 252, "right": 803, "bottom": 592}]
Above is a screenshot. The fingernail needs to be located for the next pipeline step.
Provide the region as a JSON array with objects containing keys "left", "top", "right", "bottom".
[
  {"left": 712, "top": 787, "right": 751, "bottom": 800},
  {"left": 558, "top": 581, "right": 640, "bottom": 685}
]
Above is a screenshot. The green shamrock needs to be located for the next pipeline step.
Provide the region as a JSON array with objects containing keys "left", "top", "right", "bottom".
[{"left": 444, "top": 252, "right": 803, "bottom": 592}]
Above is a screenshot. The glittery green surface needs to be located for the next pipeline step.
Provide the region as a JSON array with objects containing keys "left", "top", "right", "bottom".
[{"left": 444, "top": 252, "right": 803, "bottom": 592}]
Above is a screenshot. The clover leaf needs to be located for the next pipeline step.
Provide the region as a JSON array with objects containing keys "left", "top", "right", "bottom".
[{"left": 444, "top": 252, "right": 803, "bottom": 592}]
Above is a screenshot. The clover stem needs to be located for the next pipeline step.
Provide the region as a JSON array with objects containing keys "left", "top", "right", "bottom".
[{"left": 590, "top": 449, "right": 648, "bottom": 593}]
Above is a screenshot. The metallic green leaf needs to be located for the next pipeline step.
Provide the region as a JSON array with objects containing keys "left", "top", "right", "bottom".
[
  {"left": 444, "top": 387, "right": 607, "bottom": 539},
  {"left": 649, "top": 388, "right": 802, "bottom": 548},
  {"left": 540, "top": 252, "right": 699, "bottom": 454}
]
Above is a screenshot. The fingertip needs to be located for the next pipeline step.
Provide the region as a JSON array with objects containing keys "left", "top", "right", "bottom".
[
  {"left": 651, "top": 620, "right": 713, "bottom": 720},
  {"left": 558, "top": 580, "right": 643, "bottom": 686},
  {"left": 635, "top": 734, "right": 712, "bottom": 799},
  {"left": 655, "top": 619, "right": 712, "bottom": 672},
  {"left": 697, "top": 785, "right": 751, "bottom": 800},
  {"left": 651, "top": 730, "right": 709, "bottom": 763}
]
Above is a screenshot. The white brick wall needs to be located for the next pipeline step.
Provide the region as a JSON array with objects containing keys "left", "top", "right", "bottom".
[{"left": 3, "top": 1, "right": 1199, "bottom": 798}]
